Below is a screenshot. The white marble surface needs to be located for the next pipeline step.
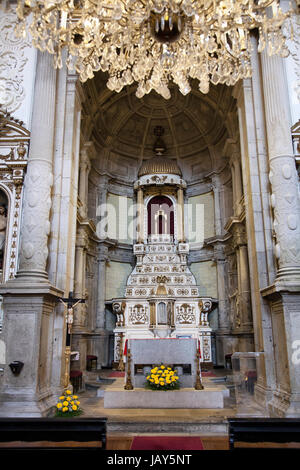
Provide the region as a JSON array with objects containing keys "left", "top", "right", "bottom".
[{"left": 104, "top": 386, "right": 229, "bottom": 409}]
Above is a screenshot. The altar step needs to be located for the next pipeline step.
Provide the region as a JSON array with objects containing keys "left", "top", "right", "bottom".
[{"left": 84, "top": 370, "right": 115, "bottom": 392}]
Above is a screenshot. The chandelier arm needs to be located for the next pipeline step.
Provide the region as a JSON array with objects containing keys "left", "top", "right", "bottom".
[{"left": 14, "top": 0, "right": 295, "bottom": 98}]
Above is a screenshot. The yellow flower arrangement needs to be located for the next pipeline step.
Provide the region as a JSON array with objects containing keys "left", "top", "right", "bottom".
[
  {"left": 54, "top": 389, "right": 83, "bottom": 417},
  {"left": 145, "top": 365, "right": 180, "bottom": 391}
]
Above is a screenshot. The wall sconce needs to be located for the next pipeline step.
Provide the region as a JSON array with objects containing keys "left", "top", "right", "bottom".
[{"left": 9, "top": 361, "right": 24, "bottom": 375}]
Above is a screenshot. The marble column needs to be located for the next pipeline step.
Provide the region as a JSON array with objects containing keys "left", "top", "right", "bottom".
[
  {"left": 94, "top": 244, "right": 110, "bottom": 368},
  {"left": 260, "top": 51, "right": 300, "bottom": 286},
  {"left": 230, "top": 164, "right": 236, "bottom": 214},
  {"left": 0, "top": 52, "right": 63, "bottom": 417},
  {"left": 234, "top": 226, "right": 252, "bottom": 331},
  {"left": 78, "top": 146, "right": 91, "bottom": 220},
  {"left": 137, "top": 187, "right": 144, "bottom": 243},
  {"left": 260, "top": 51, "right": 300, "bottom": 416},
  {"left": 233, "top": 158, "right": 243, "bottom": 217},
  {"left": 73, "top": 229, "right": 87, "bottom": 330},
  {"left": 17, "top": 51, "right": 57, "bottom": 282},
  {"left": 96, "top": 176, "right": 108, "bottom": 239},
  {"left": 96, "top": 245, "right": 108, "bottom": 330},
  {"left": 234, "top": 71, "right": 277, "bottom": 407},
  {"left": 177, "top": 187, "right": 184, "bottom": 242},
  {"left": 215, "top": 247, "right": 232, "bottom": 365},
  {"left": 211, "top": 174, "right": 222, "bottom": 235}
]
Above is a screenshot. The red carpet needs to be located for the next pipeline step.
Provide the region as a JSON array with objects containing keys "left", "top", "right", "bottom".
[
  {"left": 130, "top": 436, "right": 204, "bottom": 450},
  {"left": 109, "top": 371, "right": 125, "bottom": 377}
]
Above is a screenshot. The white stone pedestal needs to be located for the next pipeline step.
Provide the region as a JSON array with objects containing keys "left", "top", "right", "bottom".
[{"left": 103, "top": 382, "right": 229, "bottom": 409}]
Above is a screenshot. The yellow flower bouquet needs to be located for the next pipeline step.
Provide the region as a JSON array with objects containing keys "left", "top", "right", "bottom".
[
  {"left": 55, "top": 389, "right": 83, "bottom": 417},
  {"left": 145, "top": 365, "right": 180, "bottom": 391}
]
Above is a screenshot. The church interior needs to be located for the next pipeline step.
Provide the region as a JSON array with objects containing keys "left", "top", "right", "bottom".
[{"left": 0, "top": 0, "right": 300, "bottom": 453}]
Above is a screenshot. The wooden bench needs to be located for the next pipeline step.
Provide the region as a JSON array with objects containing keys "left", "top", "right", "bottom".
[
  {"left": 0, "top": 417, "right": 107, "bottom": 452},
  {"left": 228, "top": 418, "right": 300, "bottom": 450}
]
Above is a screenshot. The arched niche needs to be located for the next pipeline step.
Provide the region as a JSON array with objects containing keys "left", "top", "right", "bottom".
[{"left": 147, "top": 195, "right": 174, "bottom": 237}]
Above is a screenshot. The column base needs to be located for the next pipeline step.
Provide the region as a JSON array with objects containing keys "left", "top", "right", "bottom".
[
  {"left": 268, "top": 390, "right": 300, "bottom": 417},
  {"left": 262, "top": 284, "right": 300, "bottom": 417},
  {"left": 0, "top": 390, "right": 57, "bottom": 418},
  {"left": 0, "top": 278, "right": 63, "bottom": 297},
  {"left": 15, "top": 269, "right": 50, "bottom": 283},
  {"left": 262, "top": 280, "right": 300, "bottom": 298},
  {"left": 254, "top": 382, "right": 274, "bottom": 413},
  {"left": 0, "top": 281, "right": 64, "bottom": 418},
  {"left": 275, "top": 267, "right": 300, "bottom": 286}
]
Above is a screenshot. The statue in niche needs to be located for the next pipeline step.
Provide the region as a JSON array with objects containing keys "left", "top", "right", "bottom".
[{"left": 0, "top": 205, "right": 7, "bottom": 270}]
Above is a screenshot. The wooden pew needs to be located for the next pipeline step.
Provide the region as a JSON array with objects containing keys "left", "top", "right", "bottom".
[
  {"left": 0, "top": 417, "right": 107, "bottom": 452},
  {"left": 228, "top": 418, "right": 300, "bottom": 450}
]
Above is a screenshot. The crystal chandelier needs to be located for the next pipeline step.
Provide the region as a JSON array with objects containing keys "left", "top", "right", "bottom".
[{"left": 15, "top": 1, "right": 296, "bottom": 99}]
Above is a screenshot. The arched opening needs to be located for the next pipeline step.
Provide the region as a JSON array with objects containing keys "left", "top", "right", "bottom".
[{"left": 147, "top": 195, "right": 174, "bottom": 236}]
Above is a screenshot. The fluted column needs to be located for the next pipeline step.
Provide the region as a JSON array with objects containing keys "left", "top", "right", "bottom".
[
  {"left": 261, "top": 51, "right": 300, "bottom": 285},
  {"left": 17, "top": 51, "right": 57, "bottom": 281}
]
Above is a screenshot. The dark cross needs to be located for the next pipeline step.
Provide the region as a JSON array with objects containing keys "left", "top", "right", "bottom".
[{"left": 60, "top": 292, "right": 85, "bottom": 347}]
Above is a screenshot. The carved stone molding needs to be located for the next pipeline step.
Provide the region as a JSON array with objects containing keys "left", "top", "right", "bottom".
[
  {"left": 0, "top": 108, "right": 29, "bottom": 283},
  {"left": 0, "top": 10, "right": 31, "bottom": 114},
  {"left": 224, "top": 216, "right": 247, "bottom": 248}
]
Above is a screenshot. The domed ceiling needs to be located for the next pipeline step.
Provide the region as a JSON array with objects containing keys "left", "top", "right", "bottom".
[{"left": 82, "top": 72, "right": 237, "bottom": 182}]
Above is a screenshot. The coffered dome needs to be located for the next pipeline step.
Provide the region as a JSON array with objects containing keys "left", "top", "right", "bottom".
[
  {"left": 81, "top": 73, "right": 238, "bottom": 182},
  {"left": 138, "top": 155, "right": 182, "bottom": 177}
]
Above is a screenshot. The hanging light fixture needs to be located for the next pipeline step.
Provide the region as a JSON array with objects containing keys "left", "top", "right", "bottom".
[{"left": 15, "top": 1, "right": 296, "bottom": 99}]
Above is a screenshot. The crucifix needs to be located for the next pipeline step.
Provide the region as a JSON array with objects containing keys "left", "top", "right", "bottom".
[{"left": 60, "top": 292, "right": 85, "bottom": 346}]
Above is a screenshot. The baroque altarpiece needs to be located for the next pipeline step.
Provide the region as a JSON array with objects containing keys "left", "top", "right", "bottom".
[{"left": 112, "top": 150, "right": 215, "bottom": 368}]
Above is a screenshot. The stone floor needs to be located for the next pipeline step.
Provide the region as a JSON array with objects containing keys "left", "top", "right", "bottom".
[{"left": 75, "top": 367, "right": 266, "bottom": 450}]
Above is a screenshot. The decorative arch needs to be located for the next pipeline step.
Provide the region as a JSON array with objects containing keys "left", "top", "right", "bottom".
[
  {"left": 0, "top": 108, "right": 29, "bottom": 283},
  {"left": 147, "top": 195, "right": 174, "bottom": 236}
]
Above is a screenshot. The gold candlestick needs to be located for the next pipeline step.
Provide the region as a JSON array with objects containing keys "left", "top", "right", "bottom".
[
  {"left": 117, "top": 333, "right": 125, "bottom": 372},
  {"left": 195, "top": 350, "right": 204, "bottom": 390},
  {"left": 64, "top": 346, "right": 71, "bottom": 389}
]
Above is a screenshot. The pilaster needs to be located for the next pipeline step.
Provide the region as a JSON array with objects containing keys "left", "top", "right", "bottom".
[
  {"left": 96, "top": 243, "right": 109, "bottom": 331},
  {"left": 234, "top": 40, "right": 278, "bottom": 406}
]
